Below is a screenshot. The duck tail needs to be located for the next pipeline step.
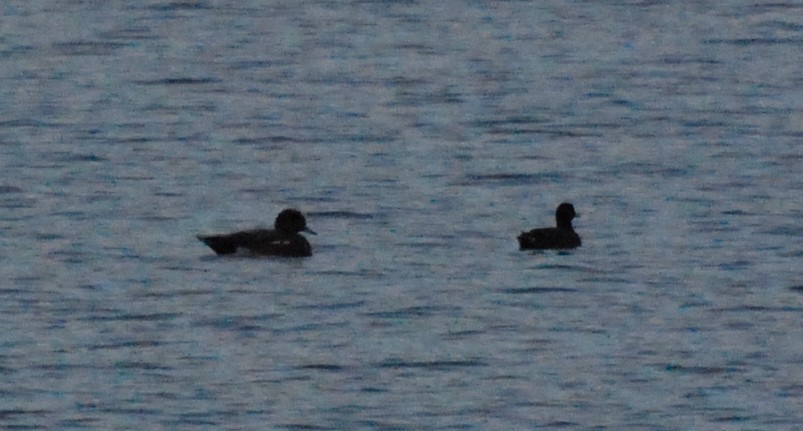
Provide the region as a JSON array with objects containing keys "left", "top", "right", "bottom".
[{"left": 197, "top": 235, "right": 238, "bottom": 255}]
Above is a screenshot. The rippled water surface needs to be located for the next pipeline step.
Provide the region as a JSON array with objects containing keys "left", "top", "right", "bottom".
[{"left": 1, "top": 1, "right": 802, "bottom": 429}]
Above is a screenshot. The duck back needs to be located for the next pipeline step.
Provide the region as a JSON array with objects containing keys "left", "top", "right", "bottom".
[
  {"left": 517, "top": 227, "right": 581, "bottom": 250},
  {"left": 198, "top": 229, "right": 312, "bottom": 257}
]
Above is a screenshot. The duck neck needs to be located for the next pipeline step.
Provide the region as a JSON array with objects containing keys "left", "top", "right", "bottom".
[{"left": 557, "top": 219, "right": 573, "bottom": 230}]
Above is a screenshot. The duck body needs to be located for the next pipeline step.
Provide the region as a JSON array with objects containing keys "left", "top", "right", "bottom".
[
  {"left": 518, "top": 203, "right": 581, "bottom": 250},
  {"left": 198, "top": 208, "right": 315, "bottom": 257},
  {"left": 198, "top": 229, "right": 313, "bottom": 257},
  {"left": 517, "top": 227, "right": 581, "bottom": 250}
]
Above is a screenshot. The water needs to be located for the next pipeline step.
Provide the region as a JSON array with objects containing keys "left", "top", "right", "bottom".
[{"left": 1, "top": 1, "right": 802, "bottom": 429}]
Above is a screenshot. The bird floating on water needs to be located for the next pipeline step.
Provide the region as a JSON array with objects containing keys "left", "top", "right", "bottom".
[
  {"left": 197, "top": 208, "right": 315, "bottom": 257},
  {"left": 517, "top": 203, "right": 581, "bottom": 250}
]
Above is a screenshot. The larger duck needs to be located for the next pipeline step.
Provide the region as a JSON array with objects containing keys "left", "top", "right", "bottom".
[
  {"left": 198, "top": 208, "right": 315, "bottom": 257},
  {"left": 517, "top": 203, "right": 581, "bottom": 250}
]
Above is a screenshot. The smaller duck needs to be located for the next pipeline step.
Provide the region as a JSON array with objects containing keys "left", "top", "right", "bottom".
[
  {"left": 518, "top": 203, "right": 581, "bottom": 250},
  {"left": 198, "top": 208, "right": 315, "bottom": 257}
]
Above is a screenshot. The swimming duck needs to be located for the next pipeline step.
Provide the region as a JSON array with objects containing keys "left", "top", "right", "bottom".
[
  {"left": 197, "top": 208, "right": 315, "bottom": 257},
  {"left": 517, "top": 203, "right": 581, "bottom": 250}
]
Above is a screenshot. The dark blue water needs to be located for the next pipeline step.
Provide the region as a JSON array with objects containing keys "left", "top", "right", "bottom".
[{"left": 1, "top": 1, "right": 802, "bottom": 429}]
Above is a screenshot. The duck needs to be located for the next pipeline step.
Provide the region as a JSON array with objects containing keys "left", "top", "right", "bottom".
[
  {"left": 517, "top": 203, "right": 581, "bottom": 250},
  {"left": 197, "top": 208, "right": 315, "bottom": 257}
]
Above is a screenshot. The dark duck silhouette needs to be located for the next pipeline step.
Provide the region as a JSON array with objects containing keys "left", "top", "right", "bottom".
[
  {"left": 197, "top": 208, "right": 315, "bottom": 257},
  {"left": 518, "top": 203, "right": 581, "bottom": 250}
]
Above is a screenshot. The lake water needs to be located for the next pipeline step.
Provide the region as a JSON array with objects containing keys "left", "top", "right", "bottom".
[{"left": 1, "top": 1, "right": 802, "bottom": 429}]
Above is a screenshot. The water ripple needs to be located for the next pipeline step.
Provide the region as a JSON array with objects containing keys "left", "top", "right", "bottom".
[
  {"left": 376, "top": 358, "right": 487, "bottom": 370},
  {"left": 500, "top": 287, "right": 579, "bottom": 294}
]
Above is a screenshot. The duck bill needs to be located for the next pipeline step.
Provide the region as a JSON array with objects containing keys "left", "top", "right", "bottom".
[{"left": 303, "top": 227, "right": 317, "bottom": 235}]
